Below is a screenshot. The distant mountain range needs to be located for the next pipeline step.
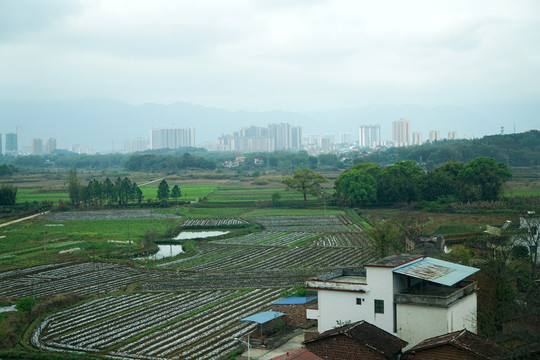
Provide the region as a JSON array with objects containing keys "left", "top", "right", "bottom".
[{"left": 1, "top": 99, "right": 539, "bottom": 152}]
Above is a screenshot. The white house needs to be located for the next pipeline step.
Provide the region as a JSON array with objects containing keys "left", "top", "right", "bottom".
[{"left": 305, "top": 254, "right": 479, "bottom": 349}]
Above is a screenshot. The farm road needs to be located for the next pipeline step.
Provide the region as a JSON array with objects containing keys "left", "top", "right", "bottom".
[
  {"left": 0, "top": 211, "right": 50, "bottom": 228},
  {"left": 139, "top": 177, "right": 165, "bottom": 186}
]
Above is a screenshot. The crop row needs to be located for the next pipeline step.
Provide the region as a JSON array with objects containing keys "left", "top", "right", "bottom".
[
  {"left": 36, "top": 288, "right": 283, "bottom": 359},
  {"left": 185, "top": 245, "right": 282, "bottom": 271},
  {"left": 248, "top": 215, "right": 355, "bottom": 232},
  {"left": 0, "top": 262, "right": 75, "bottom": 280},
  {"left": 141, "top": 271, "right": 309, "bottom": 291},
  {"left": 116, "top": 288, "right": 282, "bottom": 359},
  {"left": 212, "top": 231, "right": 315, "bottom": 246},
  {"left": 306, "top": 232, "right": 372, "bottom": 247},
  {"left": 0, "top": 262, "right": 162, "bottom": 299},
  {"left": 45, "top": 209, "right": 181, "bottom": 221},
  {"left": 180, "top": 218, "right": 248, "bottom": 227}
]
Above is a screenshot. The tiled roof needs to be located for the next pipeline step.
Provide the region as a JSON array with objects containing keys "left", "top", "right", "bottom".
[
  {"left": 270, "top": 347, "right": 324, "bottom": 360},
  {"left": 405, "top": 329, "right": 509, "bottom": 359},
  {"left": 304, "top": 320, "right": 408, "bottom": 357}
]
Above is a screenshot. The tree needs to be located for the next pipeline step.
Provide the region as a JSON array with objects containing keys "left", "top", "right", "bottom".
[
  {"left": 0, "top": 185, "right": 17, "bottom": 205},
  {"left": 457, "top": 157, "right": 511, "bottom": 202},
  {"left": 518, "top": 215, "right": 540, "bottom": 278},
  {"left": 133, "top": 182, "right": 143, "bottom": 204},
  {"left": 157, "top": 179, "right": 170, "bottom": 201},
  {"left": 171, "top": 185, "right": 181, "bottom": 205},
  {"left": 377, "top": 160, "right": 423, "bottom": 203},
  {"left": 334, "top": 168, "right": 377, "bottom": 206},
  {"left": 366, "top": 220, "right": 403, "bottom": 257},
  {"left": 281, "top": 168, "right": 326, "bottom": 201},
  {"left": 67, "top": 168, "right": 83, "bottom": 207}
]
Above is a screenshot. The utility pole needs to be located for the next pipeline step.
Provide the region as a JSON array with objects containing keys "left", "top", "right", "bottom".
[{"left": 43, "top": 221, "right": 46, "bottom": 252}]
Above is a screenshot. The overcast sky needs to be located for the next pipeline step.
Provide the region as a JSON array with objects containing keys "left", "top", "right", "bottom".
[{"left": 1, "top": 0, "right": 539, "bottom": 111}]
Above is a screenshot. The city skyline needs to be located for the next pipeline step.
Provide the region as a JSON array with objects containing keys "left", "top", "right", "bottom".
[{"left": 1, "top": 115, "right": 488, "bottom": 155}]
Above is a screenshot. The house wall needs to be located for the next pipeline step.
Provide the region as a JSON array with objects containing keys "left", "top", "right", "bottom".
[
  {"left": 409, "top": 344, "right": 484, "bottom": 360},
  {"left": 397, "top": 292, "right": 477, "bottom": 349},
  {"left": 305, "top": 334, "right": 388, "bottom": 360},
  {"left": 365, "top": 267, "right": 398, "bottom": 334},
  {"left": 397, "top": 304, "right": 449, "bottom": 349},
  {"left": 272, "top": 303, "right": 317, "bottom": 328},
  {"left": 317, "top": 289, "right": 369, "bottom": 333}
]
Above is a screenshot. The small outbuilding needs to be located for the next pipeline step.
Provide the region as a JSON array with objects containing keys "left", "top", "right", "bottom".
[{"left": 272, "top": 296, "right": 317, "bottom": 329}]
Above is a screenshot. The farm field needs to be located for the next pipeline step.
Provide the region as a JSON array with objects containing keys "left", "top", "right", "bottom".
[
  {"left": 2, "top": 167, "right": 536, "bottom": 359},
  {"left": 0, "top": 210, "right": 376, "bottom": 359}
]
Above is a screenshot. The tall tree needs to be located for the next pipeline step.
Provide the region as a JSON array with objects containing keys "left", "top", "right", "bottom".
[
  {"left": 366, "top": 220, "right": 403, "bottom": 257},
  {"left": 281, "top": 168, "right": 326, "bottom": 201},
  {"left": 519, "top": 215, "right": 540, "bottom": 278},
  {"left": 171, "top": 185, "right": 181, "bottom": 205},
  {"left": 67, "top": 168, "right": 83, "bottom": 207},
  {"left": 334, "top": 168, "right": 377, "bottom": 206},
  {"left": 157, "top": 179, "right": 170, "bottom": 201},
  {"left": 457, "top": 157, "right": 511, "bottom": 201},
  {"left": 377, "top": 160, "right": 423, "bottom": 203}
]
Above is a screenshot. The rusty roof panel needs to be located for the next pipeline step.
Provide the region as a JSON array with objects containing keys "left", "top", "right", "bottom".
[{"left": 393, "top": 257, "right": 479, "bottom": 286}]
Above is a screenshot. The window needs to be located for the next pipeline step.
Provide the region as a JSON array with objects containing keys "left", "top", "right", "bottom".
[
  {"left": 356, "top": 298, "right": 363, "bottom": 305},
  {"left": 374, "top": 299, "right": 384, "bottom": 314}
]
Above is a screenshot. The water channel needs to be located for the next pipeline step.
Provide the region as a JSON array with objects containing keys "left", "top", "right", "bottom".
[{"left": 138, "top": 231, "right": 230, "bottom": 260}]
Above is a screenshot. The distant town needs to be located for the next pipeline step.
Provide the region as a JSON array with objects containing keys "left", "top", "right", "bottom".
[{"left": 1, "top": 118, "right": 491, "bottom": 156}]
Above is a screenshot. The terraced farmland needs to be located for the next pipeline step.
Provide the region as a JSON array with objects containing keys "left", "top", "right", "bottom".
[
  {"left": 33, "top": 288, "right": 283, "bottom": 360},
  {"left": 249, "top": 215, "right": 361, "bottom": 232},
  {"left": 5, "top": 212, "right": 376, "bottom": 359},
  {"left": 180, "top": 217, "right": 249, "bottom": 227},
  {"left": 0, "top": 262, "right": 165, "bottom": 299}
]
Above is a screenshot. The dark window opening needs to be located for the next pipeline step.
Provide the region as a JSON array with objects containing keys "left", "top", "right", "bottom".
[{"left": 375, "top": 299, "right": 384, "bottom": 314}]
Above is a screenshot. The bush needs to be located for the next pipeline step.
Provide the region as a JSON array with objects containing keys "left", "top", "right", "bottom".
[{"left": 15, "top": 297, "right": 35, "bottom": 312}]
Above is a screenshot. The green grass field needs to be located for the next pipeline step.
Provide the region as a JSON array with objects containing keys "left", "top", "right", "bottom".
[
  {"left": 16, "top": 189, "right": 70, "bottom": 205},
  {"left": 0, "top": 217, "right": 180, "bottom": 262}
]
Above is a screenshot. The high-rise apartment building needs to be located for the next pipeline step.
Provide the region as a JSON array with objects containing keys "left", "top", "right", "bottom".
[
  {"left": 218, "top": 123, "right": 302, "bottom": 152},
  {"left": 268, "top": 123, "right": 302, "bottom": 150},
  {"left": 429, "top": 130, "right": 440, "bottom": 143},
  {"left": 32, "top": 138, "right": 43, "bottom": 154},
  {"left": 124, "top": 138, "right": 149, "bottom": 153},
  {"left": 5, "top": 133, "right": 17, "bottom": 154},
  {"left": 150, "top": 128, "right": 195, "bottom": 150},
  {"left": 448, "top": 131, "right": 458, "bottom": 140},
  {"left": 412, "top": 132, "right": 423, "bottom": 145},
  {"left": 358, "top": 125, "right": 381, "bottom": 148},
  {"left": 46, "top": 138, "right": 57, "bottom": 153},
  {"left": 340, "top": 132, "right": 353, "bottom": 145},
  {"left": 392, "top": 118, "right": 410, "bottom": 147}
]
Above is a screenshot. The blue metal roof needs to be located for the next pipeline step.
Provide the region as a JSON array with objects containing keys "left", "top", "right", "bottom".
[
  {"left": 241, "top": 311, "right": 285, "bottom": 324},
  {"left": 273, "top": 296, "right": 317, "bottom": 305},
  {"left": 393, "top": 257, "right": 479, "bottom": 286}
]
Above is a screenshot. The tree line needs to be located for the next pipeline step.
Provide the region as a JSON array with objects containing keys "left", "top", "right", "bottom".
[
  {"left": 334, "top": 157, "right": 512, "bottom": 207},
  {"left": 68, "top": 169, "right": 143, "bottom": 207},
  {"left": 354, "top": 130, "right": 540, "bottom": 168}
]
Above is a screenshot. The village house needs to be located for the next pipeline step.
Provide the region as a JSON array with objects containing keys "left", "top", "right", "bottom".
[
  {"left": 305, "top": 254, "right": 479, "bottom": 349},
  {"left": 402, "top": 329, "right": 509, "bottom": 359},
  {"left": 303, "top": 320, "right": 407, "bottom": 360}
]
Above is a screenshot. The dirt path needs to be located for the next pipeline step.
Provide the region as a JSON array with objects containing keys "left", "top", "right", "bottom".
[
  {"left": 139, "top": 177, "right": 165, "bottom": 186},
  {"left": 0, "top": 211, "right": 50, "bottom": 228}
]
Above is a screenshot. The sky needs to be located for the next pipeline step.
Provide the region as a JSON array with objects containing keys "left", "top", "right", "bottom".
[{"left": 1, "top": 0, "right": 540, "bottom": 112}]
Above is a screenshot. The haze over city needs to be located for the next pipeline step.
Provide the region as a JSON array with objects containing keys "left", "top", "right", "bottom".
[{"left": 1, "top": 0, "right": 539, "bottom": 151}]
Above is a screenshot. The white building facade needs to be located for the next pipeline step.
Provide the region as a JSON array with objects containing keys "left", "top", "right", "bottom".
[
  {"left": 306, "top": 254, "right": 478, "bottom": 349},
  {"left": 150, "top": 128, "right": 195, "bottom": 150}
]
